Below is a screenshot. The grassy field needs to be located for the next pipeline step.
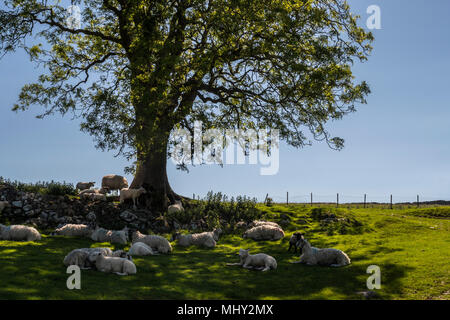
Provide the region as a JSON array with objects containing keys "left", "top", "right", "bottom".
[{"left": 0, "top": 205, "right": 449, "bottom": 300}]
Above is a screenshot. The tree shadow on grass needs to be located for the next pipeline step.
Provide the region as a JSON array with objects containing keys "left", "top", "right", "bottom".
[{"left": 0, "top": 236, "right": 414, "bottom": 300}]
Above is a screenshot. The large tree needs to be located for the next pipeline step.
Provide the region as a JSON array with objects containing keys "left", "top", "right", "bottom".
[{"left": 0, "top": 0, "right": 373, "bottom": 212}]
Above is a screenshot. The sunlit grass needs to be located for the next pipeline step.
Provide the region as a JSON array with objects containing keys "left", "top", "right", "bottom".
[{"left": 0, "top": 205, "right": 448, "bottom": 299}]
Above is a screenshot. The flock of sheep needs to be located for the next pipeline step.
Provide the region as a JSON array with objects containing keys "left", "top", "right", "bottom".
[{"left": 0, "top": 175, "right": 351, "bottom": 277}]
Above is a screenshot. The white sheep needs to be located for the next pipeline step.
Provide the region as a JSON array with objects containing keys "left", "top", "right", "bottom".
[
  {"left": 52, "top": 224, "right": 93, "bottom": 237},
  {"left": 168, "top": 200, "right": 184, "bottom": 214},
  {"left": 119, "top": 187, "right": 146, "bottom": 208},
  {"left": 101, "top": 174, "right": 128, "bottom": 193},
  {"left": 173, "top": 228, "right": 222, "bottom": 248},
  {"left": 132, "top": 231, "right": 172, "bottom": 254},
  {"left": 292, "top": 238, "right": 351, "bottom": 267},
  {"left": 76, "top": 182, "right": 95, "bottom": 191},
  {"left": 91, "top": 227, "right": 128, "bottom": 245},
  {"left": 94, "top": 252, "right": 137, "bottom": 276},
  {"left": 243, "top": 225, "right": 285, "bottom": 241},
  {"left": 288, "top": 232, "right": 304, "bottom": 253},
  {"left": 249, "top": 220, "right": 282, "bottom": 229},
  {"left": 80, "top": 192, "right": 107, "bottom": 201},
  {"left": 0, "top": 201, "right": 10, "bottom": 213},
  {"left": 64, "top": 247, "right": 131, "bottom": 269},
  {"left": 128, "top": 242, "right": 156, "bottom": 256},
  {"left": 0, "top": 224, "right": 41, "bottom": 241},
  {"left": 227, "top": 249, "right": 277, "bottom": 272},
  {"left": 79, "top": 188, "right": 108, "bottom": 195}
]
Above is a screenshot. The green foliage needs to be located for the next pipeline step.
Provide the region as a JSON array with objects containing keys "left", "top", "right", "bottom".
[
  {"left": 2, "top": 178, "right": 77, "bottom": 196},
  {"left": 404, "top": 207, "right": 450, "bottom": 218},
  {"left": 166, "top": 191, "right": 261, "bottom": 229},
  {"left": 0, "top": 0, "right": 374, "bottom": 162}
]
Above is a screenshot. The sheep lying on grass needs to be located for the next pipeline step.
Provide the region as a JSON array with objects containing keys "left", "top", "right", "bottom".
[
  {"left": 94, "top": 252, "right": 137, "bottom": 276},
  {"left": 168, "top": 200, "right": 184, "bottom": 214},
  {"left": 227, "top": 249, "right": 277, "bottom": 272},
  {"left": 91, "top": 227, "right": 128, "bottom": 245},
  {"left": 243, "top": 224, "right": 285, "bottom": 241},
  {"left": 292, "top": 238, "right": 351, "bottom": 267},
  {"left": 76, "top": 182, "right": 95, "bottom": 191},
  {"left": 0, "top": 224, "right": 41, "bottom": 241},
  {"left": 288, "top": 232, "right": 304, "bottom": 253},
  {"left": 52, "top": 224, "right": 93, "bottom": 237},
  {"left": 119, "top": 187, "right": 146, "bottom": 208},
  {"left": 63, "top": 247, "right": 131, "bottom": 269},
  {"left": 172, "top": 228, "right": 222, "bottom": 248},
  {"left": 128, "top": 242, "right": 157, "bottom": 256},
  {"left": 249, "top": 220, "right": 281, "bottom": 229},
  {"left": 132, "top": 231, "right": 172, "bottom": 254},
  {"left": 0, "top": 201, "right": 10, "bottom": 213}
]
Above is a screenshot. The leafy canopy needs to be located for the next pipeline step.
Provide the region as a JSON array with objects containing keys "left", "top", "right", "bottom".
[{"left": 0, "top": 0, "right": 373, "bottom": 163}]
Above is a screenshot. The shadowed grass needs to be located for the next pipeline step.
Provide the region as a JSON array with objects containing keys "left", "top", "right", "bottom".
[{"left": 0, "top": 206, "right": 448, "bottom": 300}]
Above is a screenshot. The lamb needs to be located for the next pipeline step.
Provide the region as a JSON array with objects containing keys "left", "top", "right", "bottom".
[
  {"left": 94, "top": 252, "right": 137, "bottom": 276},
  {"left": 132, "top": 231, "right": 172, "bottom": 254},
  {"left": 292, "top": 238, "right": 351, "bottom": 267},
  {"left": 226, "top": 249, "right": 277, "bottom": 272},
  {"left": 167, "top": 200, "right": 184, "bottom": 214},
  {"left": 52, "top": 224, "right": 93, "bottom": 237},
  {"left": 63, "top": 247, "right": 131, "bottom": 269},
  {"left": 249, "top": 220, "right": 282, "bottom": 229},
  {"left": 128, "top": 242, "right": 156, "bottom": 256},
  {"left": 76, "top": 182, "right": 95, "bottom": 191},
  {"left": 172, "top": 228, "right": 222, "bottom": 248},
  {"left": 288, "top": 232, "right": 304, "bottom": 253},
  {"left": 243, "top": 225, "right": 285, "bottom": 241},
  {"left": 101, "top": 174, "right": 128, "bottom": 193},
  {"left": 119, "top": 187, "right": 146, "bottom": 208},
  {"left": 79, "top": 188, "right": 108, "bottom": 195},
  {"left": 0, "top": 201, "right": 10, "bottom": 213},
  {"left": 91, "top": 227, "right": 128, "bottom": 245},
  {"left": 0, "top": 224, "right": 41, "bottom": 241},
  {"left": 81, "top": 192, "right": 107, "bottom": 201}
]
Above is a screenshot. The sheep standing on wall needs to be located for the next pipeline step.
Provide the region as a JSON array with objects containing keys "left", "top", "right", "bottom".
[
  {"left": 292, "top": 238, "right": 351, "bottom": 267},
  {"left": 226, "top": 249, "right": 277, "bottom": 272},
  {"left": 101, "top": 175, "right": 128, "bottom": 193},
  {"left": 243, "top": 225, "right": 285, "bottom": 241},
  {"left": 168, "top": 200, "right": 184, "bottom": 214},
  {"left": 128, "top": 242, "right": 156, "bottom": 256},
  {"left": 132, "top": 231, "right": 172, "bottom": 254},
  {"left": 52, "top": 224, "right": 93, "bottom": 238},
  {"left": 91, "top": 227, "right": 128, "bottom": 245},
  {"left": 76, "top": 182, "right": 95, "bottom": 191},
  {"left": 119, "top": 187, "right": 146, "bottom": 208},
  {"left": 94, "top": 252, "right": 137, "bottom": 276},
  {"left": 172, "top": 229, "right": 222, "bottom": 248},
  {"left": 0, "top": 224, "right": 41, "bottom": 241}
]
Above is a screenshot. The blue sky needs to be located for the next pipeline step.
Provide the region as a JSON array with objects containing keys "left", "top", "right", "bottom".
[{"left": 1, "top": 0, "right": 449, "bottom": 203}]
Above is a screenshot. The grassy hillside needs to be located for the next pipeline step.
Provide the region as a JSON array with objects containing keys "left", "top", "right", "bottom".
[{"left": 0, "top": 205, "right": 449, "bottom": 300}]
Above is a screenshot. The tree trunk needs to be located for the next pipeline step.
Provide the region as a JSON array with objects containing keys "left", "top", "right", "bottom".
[{"left": 129, "top": 130, "right": 186, "bottom": 213}]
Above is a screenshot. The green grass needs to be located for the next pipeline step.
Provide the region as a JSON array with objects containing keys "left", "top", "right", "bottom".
[{"left": 0, "top": 205, "right": 449, "bottom": 300}]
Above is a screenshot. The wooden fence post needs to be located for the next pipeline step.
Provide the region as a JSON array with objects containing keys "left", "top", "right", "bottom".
[
  {"left": 390, "top": 194, "right": 393, "bottom": 209},
  {"left": 364, "top": 194, "right": 367, "bottom": 208},
  {"left": 417, "top": 195, "right": 419, "bottom": 208},
  {"left": 310, "top": 192, "right": 313, "bottom": 207},
  {"left": 336, "top": 193, "right": 339, "bottom": 208},
  {"left": 286, "top": 192, "right": 289, "bottom": 205}
]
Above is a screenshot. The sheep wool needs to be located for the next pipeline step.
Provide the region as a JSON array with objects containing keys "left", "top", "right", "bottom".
[
  {"left": 128, "top": 242, "right": 155, "bottom": 256},
  {"left": 167, "top": 200, "right": 184, "bottom": 214},
  {"left": 119, "top": 187, "right": 146, "bottom": 207},
  {"left": 101, "top": 174, "right": 128, "bottom": 192},
  {"left": 132, "top": 231, "right": 172, "bottom": 254},
  {"left": 76, "top": 182, "right": 95, "bottom": 191},
  {"left": 0, "top": 224, "right": 41, "bottom": 241},
  {"left": 227, "top": 249, "right": 277, "bottom": 272},
  {"left": 243, "top": 225, "right": 285, "bottom": 241},
  {"left": 95, "top": 253, "right": 137, "bottom": 276},
  {"left": 249, "top": 220, "right": 282, "bottom": 229},
  {"left": 294, "top": 238, "right": 351, "bottom": 267},
  {"left": 91, "top": 228, "right": 128, "bottom": 245},
  {"left": 53, "top": 224, "right": 93, "bottom": 237}
]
